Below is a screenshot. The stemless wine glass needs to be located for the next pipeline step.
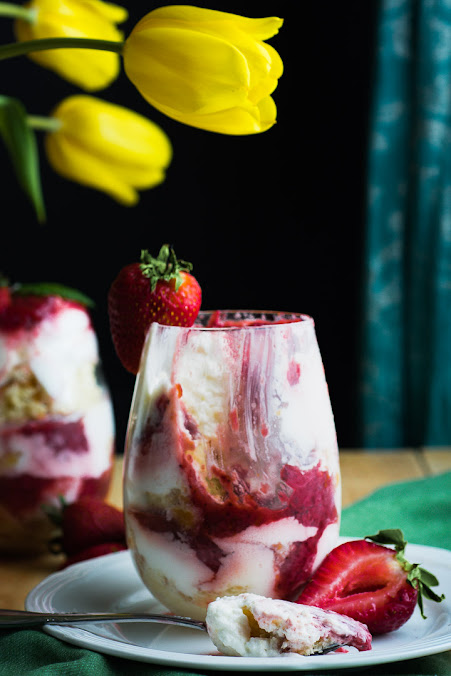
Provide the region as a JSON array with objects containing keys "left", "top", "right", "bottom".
[{"left": 124, "top": 311, "right": 341, "bottom": 621}]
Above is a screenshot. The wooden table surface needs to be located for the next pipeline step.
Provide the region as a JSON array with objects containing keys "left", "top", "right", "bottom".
[{"left": 1, "top": 448, "right": 451, "bottom": 612}]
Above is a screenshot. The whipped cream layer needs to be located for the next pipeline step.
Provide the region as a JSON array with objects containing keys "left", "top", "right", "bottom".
[
  {"left": 124, "top": 314, "right": 340, "bottom": 620},
  {"left": 0, "top": 298, "right": 107, "bottom": 415},
  {"left": 206, "top": 593, "right": 372, "bottom": 657}
]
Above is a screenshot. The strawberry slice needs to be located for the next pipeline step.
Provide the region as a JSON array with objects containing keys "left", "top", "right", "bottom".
[
  {"left": 296, "top": 529, "right": 444, "bottom": 634},
  {"left": 108, "top": 245, "right": 202, "bottom": 374}
]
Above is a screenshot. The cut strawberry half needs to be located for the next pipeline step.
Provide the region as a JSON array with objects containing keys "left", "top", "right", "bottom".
[{"left": 296, "top": 529, "right": 444, "bottom": 634}]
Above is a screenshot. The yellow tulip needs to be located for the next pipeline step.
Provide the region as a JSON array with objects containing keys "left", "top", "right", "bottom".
[
  {"left": 14, "top": 0, "right": 127, "bottom": 90},
  {"left": 122, "top": 6, "right": 284, "bottom": 135},
  {"left": 45, "top": 95, "right": 173, "bottom": 205}
]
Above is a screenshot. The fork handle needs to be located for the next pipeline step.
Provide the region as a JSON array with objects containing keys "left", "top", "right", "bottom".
[{"left": 0, "top": 608, "right": 206, "bottom": 630}]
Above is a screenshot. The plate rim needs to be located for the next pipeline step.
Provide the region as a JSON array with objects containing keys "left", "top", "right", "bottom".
[{"left": 25, "top": 540, "right": 451, "bottom": 672}]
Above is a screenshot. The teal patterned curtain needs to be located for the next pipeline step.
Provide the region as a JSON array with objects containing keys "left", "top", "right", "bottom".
[{"left": 360, "top": 0, "right": 451, "bottom": 447}]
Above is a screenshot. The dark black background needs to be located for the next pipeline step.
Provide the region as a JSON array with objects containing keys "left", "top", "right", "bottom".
[{"left": 1, "top": 1, "right": 378, "bottom": 451}]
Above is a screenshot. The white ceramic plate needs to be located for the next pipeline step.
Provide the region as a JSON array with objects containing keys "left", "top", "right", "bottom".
[{"left": 26, "top": 542, "right": 451, "bottom": 672}]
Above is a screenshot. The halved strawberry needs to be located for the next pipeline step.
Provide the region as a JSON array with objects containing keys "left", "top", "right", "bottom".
[
  {"left": 108, "top": 245, "right": 202, "bottom": 374},
  {"left": 296, "top": 529, "right": 444, "bottom": 634}
]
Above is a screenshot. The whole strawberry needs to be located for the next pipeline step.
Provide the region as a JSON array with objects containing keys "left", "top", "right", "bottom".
[
  {"left": 108, "top": 245, "right": 202, "bottom": 374},
  {"left": 61, "top": 542, "right": 128, "bottom": 569},
  {"left": 296, "top": 529, "right": 444, "bottom": 634},
  {"left": 0, "top": 278, "right": 10, "bottom": 312},
  {"left": 59, "top": 497, "right": 126, "bottom": 555},
  {"left": 47, "top": 496, "right": 127, "bottom": 567}
]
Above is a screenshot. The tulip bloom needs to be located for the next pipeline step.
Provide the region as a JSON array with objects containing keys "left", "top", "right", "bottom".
[
  {"left": 122, "top": 6, "right": 283, "bottom": 135},
  {"left": 14, "top": 0, "right": 127, "bottom": 90},
  {"left": 45, "top": 95, "right": 172, "bottom": 205}
]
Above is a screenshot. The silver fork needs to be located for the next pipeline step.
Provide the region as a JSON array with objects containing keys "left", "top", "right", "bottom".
[
  {"left": 0, "top": 608, "right": 206, "bottom": 631},
  {"left": 0, "top": 608, "right": 342, "bottom": 654}
]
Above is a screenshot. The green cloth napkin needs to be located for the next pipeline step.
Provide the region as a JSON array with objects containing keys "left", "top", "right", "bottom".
[
  {"left": 0, "top": 471, "right": 450, "bottom": 676},
  {"left": 341, "top": 469, "right": 451, "bottom": 550}
]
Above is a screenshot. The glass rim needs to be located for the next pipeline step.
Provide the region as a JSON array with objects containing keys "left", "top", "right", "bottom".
[{"left": 151, "top": 310, "right": 314, "bottom": 331}]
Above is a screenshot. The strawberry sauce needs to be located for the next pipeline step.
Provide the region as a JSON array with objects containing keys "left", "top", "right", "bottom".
[
  {"left": 131, "top": 458, "right": 337, "bottom": 598},
  {"left": 0, "top": 294, "right": 85, "bottom": 332},
  {"left": 1, "top": 418, "right": 89, "bottom": 454},
  {"left": 0, "top": 467, "right": 112, "bottom": 517},
  {"left": 206, "top": 310, "right": 305, "bottom": 328}
]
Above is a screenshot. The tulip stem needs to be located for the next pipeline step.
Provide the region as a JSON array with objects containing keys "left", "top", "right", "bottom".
[
  {"left": 0, "top": 37, "right": 124, "bottom": 61},
  {"left": 27, "top": 115, "right": 61, "bottom": 132},
  {"left": 0, "top": 3, "right": 35, "bottom": 21}
]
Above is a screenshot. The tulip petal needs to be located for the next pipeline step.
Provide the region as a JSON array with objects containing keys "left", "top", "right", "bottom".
[
  {"left": 146, "top": 95, "right": 277, "bottom": 135},
  {"left": 18, "top": 45, "right": 121, "bottom": 91},
  {"left": 233, "top": 40, "right": 283, "bottom": 102},
  {"left": 14, "top": 0, "right": 126, "bottom": 90},
  {"left": 45, "top": 131, "right": 139, "bottom": 205},
  {"left": 83, "top": 0, "right": 128, "bottom": 23},
  {"left": 124, "top": 5, "right": 283, "bottom": 135},
  {"left": 124, "top": 27, "right": 253, "bottom": 116},
  {"left": 141, "top": 6, "right": 283, "bottom": 41},
  {"left": 53, "top": 96, "right": 172, "bottom": 167},
  {"left": 45, "top": 95, "right": 172, "bottom": 204}
]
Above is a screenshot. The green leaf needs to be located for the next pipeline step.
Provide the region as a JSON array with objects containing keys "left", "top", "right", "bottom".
[
  {"left": 14, "top": 282, "right": 94, "bottom": 308},
  {"left": 417, "top": 567, "right": 440, "bottom": 588},
  {"left": 365, "top": 528, "right": 407, "bottom": 551},
  {"left": 140, "top": 244, "right": 194, "bottom": 292},
  {"left": 0, "top": 95, "right": 45, "bottom": 222},
  {"left": 407, "top": 563, "right": 445, "bottom": 618}
]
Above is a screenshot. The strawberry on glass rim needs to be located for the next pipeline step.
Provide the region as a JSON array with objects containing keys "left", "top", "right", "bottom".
[
  {"left": 108, "top": 244, "right": 202, "bottom": 374},
  {"left": 296, "top": 529, "right": 445, "bottom": 635}
]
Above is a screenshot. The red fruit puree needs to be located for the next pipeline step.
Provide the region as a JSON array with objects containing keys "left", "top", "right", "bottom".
[
  {"left": 0, "top": 294, "right": 84, "bottom": 332},
  {"left": 131, "top": 458, "right": 336, "bottom": 599},
  {"left": 129, "top": 388, "right": 338, "bottom": 601}
]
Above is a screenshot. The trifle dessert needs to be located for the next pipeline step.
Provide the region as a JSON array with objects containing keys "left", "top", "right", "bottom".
[
  {"left": 123, "top": 310, "right": 341, "bottom": 620},
  {"left": 0, "top": 282, "right": 115, "bottom": 552}
]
